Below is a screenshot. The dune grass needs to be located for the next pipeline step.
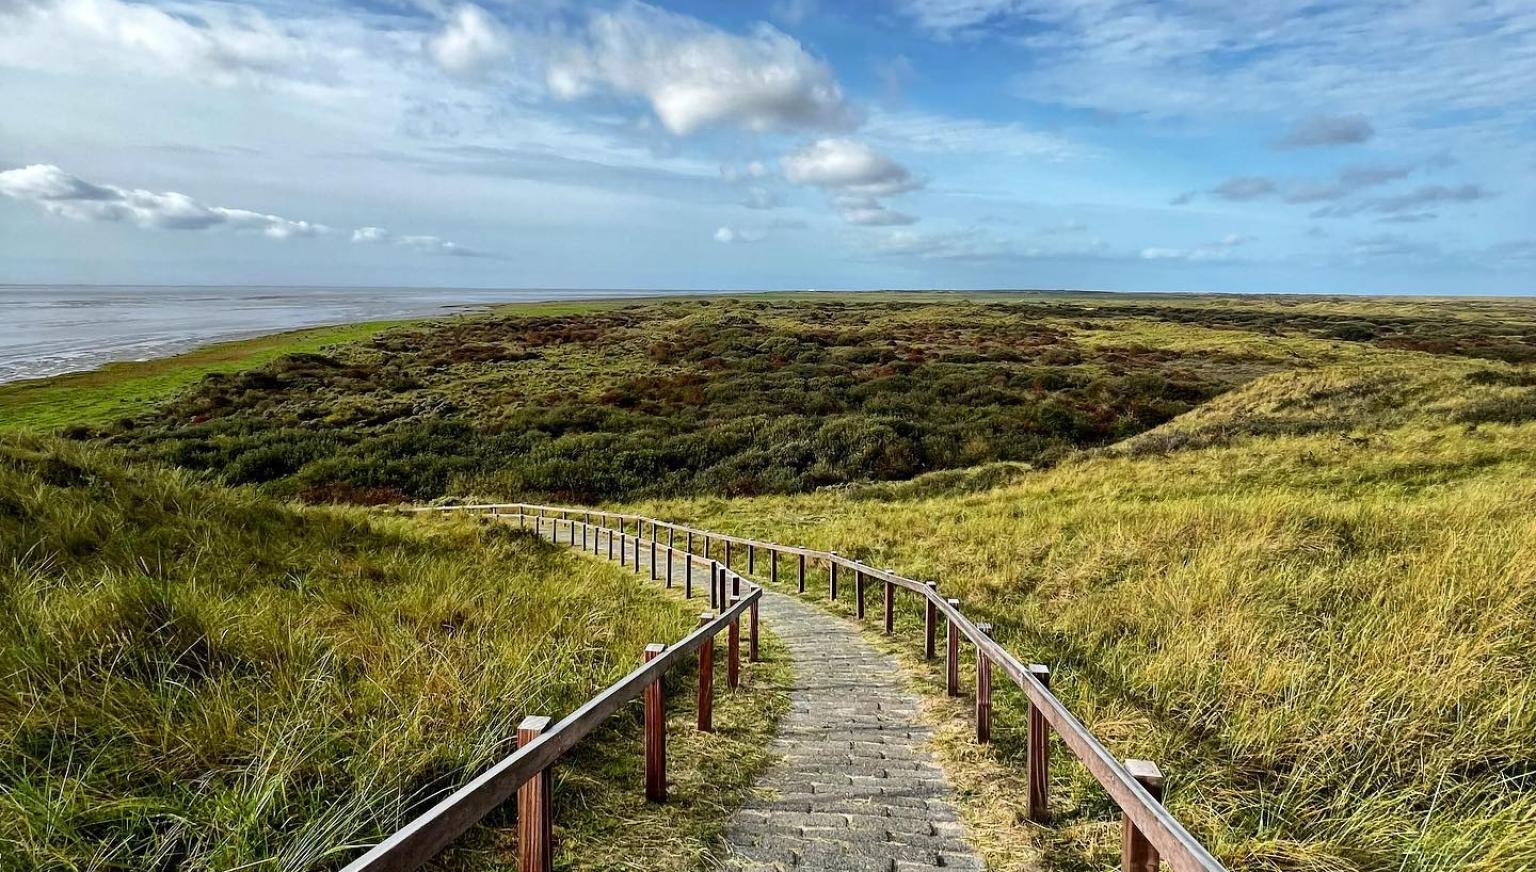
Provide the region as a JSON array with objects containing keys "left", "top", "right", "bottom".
[
  {"left": 0, "top": 433, "right": 782, "bottom": 870},
  {"left": 625, "top": 353, "right": 1536, "bottom": 872}
]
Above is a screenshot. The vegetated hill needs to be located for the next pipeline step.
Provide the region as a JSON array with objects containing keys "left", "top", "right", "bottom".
[
  {"left": 0, "top": 434, "right": 770, "bottom": 870},
  {"left": 628, "top": 352, "right": 1536, "bottom": 871},
  {"left": 87, "top": 298, "right": 1307, "bottom": 505}
]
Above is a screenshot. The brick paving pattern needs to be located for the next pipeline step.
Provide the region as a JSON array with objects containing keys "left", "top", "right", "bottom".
[{"left": 537, "top": 519, "right": 984, "bottom": 871}]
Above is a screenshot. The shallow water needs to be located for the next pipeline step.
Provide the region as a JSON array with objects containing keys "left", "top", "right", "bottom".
[{"left": 0, "top": 285, "right": 699, "bottom": 385}]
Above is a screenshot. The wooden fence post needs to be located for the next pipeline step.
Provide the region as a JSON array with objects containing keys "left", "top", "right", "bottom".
[
  {"left": 697, "top": 613, "right": 714, "bottom": 732},
  {"left": 855, "top": 567, "right": 866, "bottom": 619},
  {"left": 946, "top": 598, "right": 961, "bottom": 697},
  {"left": 516, "top": 715, "right": 553, "bottom": 872},
  {"left": 686, "top": 530, "right": 693, "bottom": 555},
  {"left": 608, "top": 529, "right": 615, "bottom": 560},
  {"left": 704, "top": 535, "right": 711, "bottom": 562},
  {"left": 634, "top": 535, "right": 642, "bottom": 572},
  {"left": 748, "top": 543, "right": 755, "bottom": 575},
  {"left": 668, "top": 526, "right": 675, "bottom": 549},
  {"left": 709, "top": 561, "right": 720, "bottom": 609},
  {"left": 771, "top": 552, "right": 779, "bottom": 586},
  {"left": 883, "top": 576, "right": 895, "bottom": 634},
  {"left": 727, "top": 596, "right": 741, "bottom": 690},
  {"left": 643, "top": 644, "right": 666, "bottom": 803},
  {"left": 725, "top": 539, "right": 732, "bottom": 570},
  {"left": 1028, "top": 664, "right": 1052, "bottom": 822},
  {"left": 685, "top": 557, "right": 693, "bottom": 598},
  {"left": 797, "top": 554, "right": 806, "bottom": 593},
  {"left": 976, "top": 623, "right": 993, "bottom": 744},
  {"left": 924, "top": 582, "right": 938, "bottom": 660},
  {"left": 749, "top": 597, "right": 760, "bottom": 663},
  {"left": 829, "top": 554, "right": 839, "bottom": 601},
  {"left": 665, "top": 546, "right": 674, "bottom": 587},
  {"left": 1122, "top": 760, "right": 1164, "bottom": 872},
  {"left": 650, "top": 540, "right": 658, "bottom": 580}
]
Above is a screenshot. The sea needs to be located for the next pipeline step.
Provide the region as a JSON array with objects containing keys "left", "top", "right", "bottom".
[{"left": 0, "top": 285, "right": 716, "bottom": 385}]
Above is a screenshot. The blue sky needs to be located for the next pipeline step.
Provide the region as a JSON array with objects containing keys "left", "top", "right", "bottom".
[{"left": 1, "top": 0, "right": 1532, "bottom": 293}]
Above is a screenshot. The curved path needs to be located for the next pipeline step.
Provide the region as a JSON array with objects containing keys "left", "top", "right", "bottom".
[{"left": 543, "top": 522, "right": 985, "bottom": 872}]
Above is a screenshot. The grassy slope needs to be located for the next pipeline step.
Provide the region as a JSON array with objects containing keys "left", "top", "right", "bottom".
[
  {"left": 0, "top": 434, "right": 782, "bottom": 870},
  {"left": 627, "top": 349, "right": 1536, "bottom": 871},
  {"left": 0, "top": 321, "right": 414, "bottom": 432},
  {"left": 0, "top": 298, "right": 654, "bottom": 434},
  {"left": 92, "top": 296, "right": 1349, "bottom": 503}
]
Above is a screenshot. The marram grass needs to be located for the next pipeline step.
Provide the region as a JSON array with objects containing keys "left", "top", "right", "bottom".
[
  {"left": 628, "top": 355, "right": 1536, "bottom": 872},
  {"left": 0, "top": 433, "right": 781, "bottom": 870}
]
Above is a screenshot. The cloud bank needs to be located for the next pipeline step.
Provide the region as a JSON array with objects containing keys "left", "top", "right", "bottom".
[
  {"left": 0, "top": 164, "right": 327, "bottom": 238},
  {"left": 547, "top": 4, "right": 856, "bottom": 136},
  {"left": 1, "top": 164, "right": 477, "bottom": 255}
]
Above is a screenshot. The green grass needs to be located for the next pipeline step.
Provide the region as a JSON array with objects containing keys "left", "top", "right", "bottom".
[
  {"left": 0, "top": 320, "right": 412, "bottom": 432},
  {"left": 12, "top": 290, "right": 1536, "bottom": 870},
  {"left": 0, "top": 433, "right": 782, "bottom": 870},
  {"left": 625, "top": 353, "right": 1536, "bottom": 872},
  {"left": 0, "top": 297, "right": 661, "bottom": 434}
]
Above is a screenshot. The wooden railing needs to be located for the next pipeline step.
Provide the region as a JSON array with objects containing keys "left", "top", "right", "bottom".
[
  {"left": 340, "top": 511, "right": 763, "bottom": 872},
  {"left": 426, "top": 502, "right": 1228, "bottom": 872}
]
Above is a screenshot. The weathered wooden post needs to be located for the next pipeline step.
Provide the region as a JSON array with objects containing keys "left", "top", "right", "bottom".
[
  {"left": 727, "top": 596, "right": 741, "bottom": 690},
  {"left": 724, "top": 539, "right": 732, "bottom": 570},
  {"left": 883, "top": 573, "right": 895, "bottom": 634},
  {"left": 668, "top": 526, "right": 675, "bottom": 549},
  {"left": 749, "top": 597, "right": 760, "bottom": 663},
  {"left": 665, "top": 546, "right": 674, "bottom": 587},
  {"left": 703, "top": 534, "right": 711, "bottom": 562},
  {"left": 709, "top": 561, "right": 720, "bottom": 609},
  {"left": 649, "top": 540, "right": 658, "bottom": 580},
  {"left": 797, "top": 553, "right": 806, "bottom": 593},
  {"left": 685, "top": 556, "right": 694, "bottom": 598},
  {"left": 854, "top": 566, "right": 866, "bottom": 619},
  {"left": 976, "top": 623, "right": 993, "bottom": 744},
  {"left": 581, "top": 520, "right": 588, "bottom": 550},
  {"left": 924, "top": 582, "right": 938, "bottom": 660},
  {"left": 608, "top": 528, "right": 615, "bottom": 560},
  {"left": 1122, "top": 760, "right": 1164, "bottom": 872},
  {"left": 516, "top": 715, "right": 553, "bottom": 872},
  {"left": 1028, "top": 663, "right": 1052, "bottom": 822},
  {"left": 748, "top": 543, "right": 755, "bottom": 575},
  {"left": 643, "top": 643, "right": 666, "bottom": 803},
  {"left": 686, "top": 530, "right": 694, "bottom": 556},
  {"left": 771, "top": 552, "right": 779, "bottom": 586},
  {"left": 946, "top": 598, "right": 961, "bottom": 697},
  {"left": 697, "top": 612, "right": 715, "bottom": 732},
  {"left": 829, "top": 553, "right": 839, "bottom": 600}
]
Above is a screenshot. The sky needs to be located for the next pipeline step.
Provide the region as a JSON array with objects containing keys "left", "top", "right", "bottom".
[{"left": 1, "top": 0, "right": 1533, "bottom": 294}]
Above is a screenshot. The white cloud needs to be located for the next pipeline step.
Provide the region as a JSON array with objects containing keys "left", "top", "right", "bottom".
[
  {"left": 713, "top": 225, "right": 766, "bottom": 243},
  {"left": 428, "top": 4, "right": 509, "bottom": 76},
  {"left": 0, "top": 0, "right": 342, "bottom": 90},
  {"left": 897, "top": 0, "right": 1536, "bottom": 159},
  {"left": 350, "top": 226, "right": 482, "bottom": 257},
  {"left": 781, "top": 139, "right": 922, "bottom": 196},
  {"left": 0, "top": 164, "right": 327, "bottom": 238},
  {"left": 840, "top": 205, "right": 917, "bottom": 226},
  {"left": 782, "top": 139, "right": 925, "bottom": 226},
  {"left": 547, "top": 3, "right": 856, "bottom": 136},
  {"left": 1140, "top": 233, "right": 1254, "bottom": 261}
]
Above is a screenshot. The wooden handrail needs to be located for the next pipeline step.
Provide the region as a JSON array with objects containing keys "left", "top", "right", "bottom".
[
  {"left": 342, "top": 513, "right": 762, "bottom": 872},
  {"left": 420, "top": 502, "right": 1228, "bottom": 872}
]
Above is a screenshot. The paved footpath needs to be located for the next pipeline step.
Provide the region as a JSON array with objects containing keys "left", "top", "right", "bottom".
[{"left": 541, "top": 521, "right": 985, "bottom": 871}]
